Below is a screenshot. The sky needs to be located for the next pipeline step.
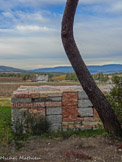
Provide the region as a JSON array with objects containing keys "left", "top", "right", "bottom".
[{"left": 0, "top": 0, "right": 122, "bottom": 70}]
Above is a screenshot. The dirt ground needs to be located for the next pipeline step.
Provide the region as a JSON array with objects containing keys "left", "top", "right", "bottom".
[{"left": 2, "top": 136, "right": 122, "bottom": 162}]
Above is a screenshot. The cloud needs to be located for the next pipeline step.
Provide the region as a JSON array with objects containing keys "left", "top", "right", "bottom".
[
  {"left": 0, "top": 0, "right": 122, "bottom": 69},
  {"left": 75, "top": 15, "right": 122, "bottom": 56},
  {"left": 109, "top": 2, "right": 122, "bottom": 13},
  {"left": 16, "top": 25, "right": 58, "bottom": 33},
  {"left": 0, "top": 0, "right": 120, "bottom": 11}
]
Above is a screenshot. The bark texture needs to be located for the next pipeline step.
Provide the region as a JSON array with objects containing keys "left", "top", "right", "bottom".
[{"left": 61, "top": 0, "right": 122, "bottom": 136}]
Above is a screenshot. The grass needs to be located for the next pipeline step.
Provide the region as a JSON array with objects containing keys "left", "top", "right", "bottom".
[
  {"left": 0, "top": 98, "right": 108, "bottom": 141},
  {"left": 0, "top": 98, "right": 109, "bottom": 155},
  {"left": 0, "top": 98, "right": 12, "bottom": 155},
  {"left": 0, "top": 98, "right": 11, "bottom": 106},
  {"left": 41, "top": 129, "right": 108, "bottom": 140}
]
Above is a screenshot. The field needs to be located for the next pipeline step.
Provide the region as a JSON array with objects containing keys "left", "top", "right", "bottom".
[
  {"left": 0, "top": 82, "right": 80, "bottom": 97},
  {"left": 0, "top": 77, "right": 23, "bottom": 82},
  {"left": 0, "top": 98, "right": 122, "bottom": 161}
]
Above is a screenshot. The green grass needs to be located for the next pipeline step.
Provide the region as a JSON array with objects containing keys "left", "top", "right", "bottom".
[
  {"left": 41, "top": 129, "right": 108, "bottom": 140},
  {"left": 0, "top": 99, "right": 12, "bottom": 145},
  {"left": 0, "top": 98, "right": 109, "bottom": 154},
  {"left": 0, "top": 98, "right": 108, "bottom": 142},
  {"left": 0, "top": 98, "right": 11, "bottom": 107}
]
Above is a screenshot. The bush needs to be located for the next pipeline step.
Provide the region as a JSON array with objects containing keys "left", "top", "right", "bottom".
[
  {"left": 28, "top": 116, "right": 51, "bottom": 135},
  {"left": 107, "top": 76, "right": 122, "bottom": 124},
  {"left": 13, "top": 114, "right": 51, "bottom": 136},
  {"left": 12, "top": 114, "right": 51, "bottom": 149}
]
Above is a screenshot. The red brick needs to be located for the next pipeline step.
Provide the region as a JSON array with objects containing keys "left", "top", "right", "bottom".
[
  {"left": 12, "top": 103, "right": 31, "bottom": 108},
  {"left": 83, "top": 124, "right": 94, "bottom": 129},
  {"left": 38, "top": 108, "right": 45, "bottom": 116},
  {"left": 76, "top": 117, "right": 84, "bottom": 121},
  {"left": 93, "top": 108, "right": 99, "bottom": 118},
  {"left": 15, "top": 93, "right": 29, "bottom": 98},
  {"left": 63, "top": 118, "right": 75, "bottom": 122},
  {"left": 45, "top": 102, "right": 61, "bottom": 107},
  {"left": 83, "top": 117, "right": 97, "bottom": 122},
  {"left": 29, "top": 108, "right": 38, "bottom": 113},
  {"left": 62, "top": 105, "right": 78, "bottom": 122},
  {"left": 29, "top": 108, "right": 45, "bottom": 117},
  {"left": 28, "top": 93, "right": 40, "bottom": 98},
  {"left": 62, "top": 92, "right": 78, "bottom": 106},
  {"left": 62, "top": 122, "right": 84, "bottom": 129},
  {"left": 12, "top": 102, "right": 45, "bottom": 108},
  {"left": 31, "top": 102, "right": 45, "bottom": 108}
]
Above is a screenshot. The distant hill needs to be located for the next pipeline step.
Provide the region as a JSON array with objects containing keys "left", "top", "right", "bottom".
[
  {"left": 33, "top": 64, "right": 122, "bottom": 74},
  {"left": 0, "top": 64, "right": 122, "bottom": 74},
  {"left": 0, "top": 66, "right": 25, "bottom": 72},
  {"left": 33, "top": 66, "right": 73, "bottom": 73}
]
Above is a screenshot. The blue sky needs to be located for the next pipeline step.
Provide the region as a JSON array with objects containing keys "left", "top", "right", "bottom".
[{"left": 0, "top": 0, "right": 122, "bottom": 69}]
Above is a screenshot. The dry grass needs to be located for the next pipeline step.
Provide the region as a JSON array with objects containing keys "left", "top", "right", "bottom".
[
  {"left": 0, "top": 82, "right": 80, "bottom": 97},
  {"left": 0, "top": 77, "right": 23, "bottom": 82}
]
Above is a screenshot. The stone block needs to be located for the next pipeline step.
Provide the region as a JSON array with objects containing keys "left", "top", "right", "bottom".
[
  {"left": 39, "top": 93, "right": 48, "bottom": 98},
  {"left": 78, "top": 100, "right": 92, "bottom": 108},
  {"left": 48, "top": 93, "right": 62, "bottom": 97},
  {"left": 62, "top": 92, "right": 78, "bottom": 106},
  {"left": 49, "top": 124, "right": 62, "bottom": 131},
  {"left": 46, "top": 115, "right": 62, "bottom": 124},
  {"left": 62, "top": 121, "right": 84, "bottom": 130},
  {"left": 78, "top": 91, "right": 89, "bottom": 100},
  {"left": 46, "top": 107, "right": 62, "bottom": 115},
  {"left": 47, "top": 97, "right": 62, "bottom": 102},
  {"left": 82, "top": 121, "right": 101, "bottom": 126},
  {"left": 32, "top": 97, "right": 47, "bottom": 102},
  {"left": 12, "top": 108, "right": 30, "bottom": 133},
  {"left": 12, "top": 98, "right": 32, "bottom": 103},
  {"left": 78, "top": 108, "right": 93, "bottom": 117},
  {"left": 11, "top": 108, "right": 28, "bottom": 122}
]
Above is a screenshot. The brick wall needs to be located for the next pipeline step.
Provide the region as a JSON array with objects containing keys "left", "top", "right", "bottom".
[{"left": 11, "top": 86, "right": 100, "bottom": 132}]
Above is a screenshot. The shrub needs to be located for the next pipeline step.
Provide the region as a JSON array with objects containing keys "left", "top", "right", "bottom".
[
  {"left": 28, "top": 115, "right": 51, "bottom": 135},
  {"left": 107, "top": 76, "right": 122, "bottom": 124},
  {"left": 13, "top": 114, "right": 51, "bottom": 136}
]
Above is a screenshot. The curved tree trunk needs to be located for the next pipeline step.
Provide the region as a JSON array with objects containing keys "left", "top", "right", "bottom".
[{"left": 61, "top": 0, "right": 122, "bottom": 136}]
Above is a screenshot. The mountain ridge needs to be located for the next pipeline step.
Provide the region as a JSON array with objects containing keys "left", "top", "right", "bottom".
[
  {"left": 0, "top": 64, "right": 122, "bottom": 74},
  {"left": 33, "top": 64, "right": 122, "bottom": 74},
  {"left": 0, "top": 66, "right": 26, "bottom": 72}
]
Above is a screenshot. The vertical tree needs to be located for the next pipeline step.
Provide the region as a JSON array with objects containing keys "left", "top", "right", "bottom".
[{"left": 61, "top": 0, "right": 122, "bottom": 136}]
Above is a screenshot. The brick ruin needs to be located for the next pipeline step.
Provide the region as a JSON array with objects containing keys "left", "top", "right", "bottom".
[{"left": 11, "top": 86, "right": 100, "bottom": 131}]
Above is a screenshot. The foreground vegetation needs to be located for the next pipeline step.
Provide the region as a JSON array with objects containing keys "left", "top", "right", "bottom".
[
  {"left": 0, "top": 98, "right": 108, "bottom": 155},
  {"left": 107, "top": 76, "right": 122, "bottom": 124},
  {"left": 0, "top": 76, "right": 121, "bottom": 155}
]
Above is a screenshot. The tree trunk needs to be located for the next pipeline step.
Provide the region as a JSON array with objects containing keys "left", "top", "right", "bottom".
[{"left": 61, "top": 0, "right": 122, "bottom": 136}]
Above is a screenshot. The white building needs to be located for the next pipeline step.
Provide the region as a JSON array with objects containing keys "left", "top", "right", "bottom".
[{"left": 36, "top": 75, "right": 48, "bottom": 82}]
